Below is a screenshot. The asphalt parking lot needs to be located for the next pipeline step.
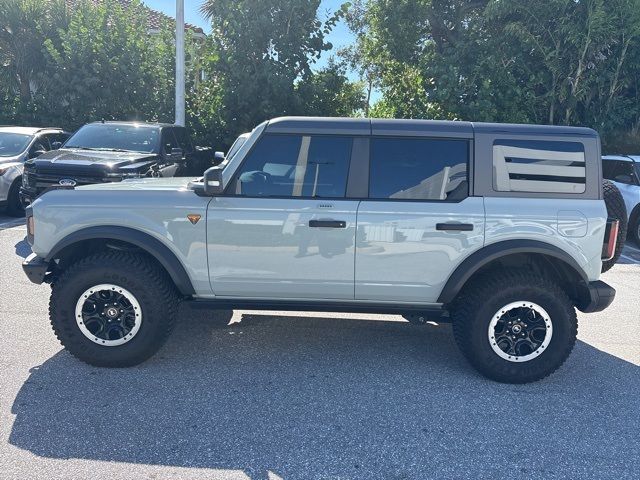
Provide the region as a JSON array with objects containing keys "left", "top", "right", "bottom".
[{"left": 0, "top": 213, "right": 638, "bottom": 480}]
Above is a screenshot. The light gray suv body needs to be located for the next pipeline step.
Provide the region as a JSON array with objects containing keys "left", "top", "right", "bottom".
[{"left": 22, "top": 117, "right": 617, "bottom": 383}]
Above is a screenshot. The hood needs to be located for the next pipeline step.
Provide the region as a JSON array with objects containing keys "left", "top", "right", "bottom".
[
  {"left": 0, "top": 154, "right": 23, "bottom": 165},
  {"left": 75, "top": 177, "right": 195, "bottom": 192},
  {"left": 26, "top": 148, "right": 159, "bottom": 173}
]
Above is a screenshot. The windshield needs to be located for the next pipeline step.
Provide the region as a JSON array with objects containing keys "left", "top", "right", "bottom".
[
  {"left": 65, "top": 124, "right": 160, "bottom": 153},
  {"left": 0, "top": 133, "right": 32, "bottom": 157},
  {"left": 226, "top": 135, "right": 248, "bottom": 161}
]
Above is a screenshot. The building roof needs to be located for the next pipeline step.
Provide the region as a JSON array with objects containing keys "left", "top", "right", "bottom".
[{"left": 64, "top": 0, "right": 205, "bottom": 35}]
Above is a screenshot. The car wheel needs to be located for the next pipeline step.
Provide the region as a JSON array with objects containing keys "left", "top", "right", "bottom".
[
  {"left": 50, "top": 251, "right": 179, "bottom": 367},
  {"left": 602, "top": 180, "right": 627, "bottom": 272},
  {"left": 451, "top": 271, "right": 577, "bottom": 384},
  {"left": 6, "top": 178, "right": 25, "bottom": 217}
]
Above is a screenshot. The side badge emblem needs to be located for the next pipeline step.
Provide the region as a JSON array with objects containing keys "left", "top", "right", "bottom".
[{"left": 187, "top": 214, "right": 201, "bottom": 225}]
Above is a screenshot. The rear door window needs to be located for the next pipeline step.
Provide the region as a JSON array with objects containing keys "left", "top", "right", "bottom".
[
  {"left": 368, "top": 137, "right": 469, "bottom": 201},
  {"left": 493, "top": 140, "right": 586, "bottom": 194}
]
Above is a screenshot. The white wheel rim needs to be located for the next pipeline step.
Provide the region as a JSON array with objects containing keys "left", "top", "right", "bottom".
[
  {"left": 488, "top": 301, "right": 553, "bottom": 363},
  {"left": 75, "top": 284, "right": 142, "bottom": 347}
]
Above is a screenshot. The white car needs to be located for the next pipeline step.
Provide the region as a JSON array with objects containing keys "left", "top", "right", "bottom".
[
  {"left": 0, "top": 127, "right": 69, "bottom": 216},
  {"left": 603, "top": 155, "right": 640, "bottom": 245}
]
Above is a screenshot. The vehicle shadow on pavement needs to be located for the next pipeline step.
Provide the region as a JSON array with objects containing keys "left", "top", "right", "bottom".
[
  {"left": 9, "top": 311, "right": 639, "bottom": 479},
  {"left": 14, "top": 237, "right": 30, "bottom": 259}
]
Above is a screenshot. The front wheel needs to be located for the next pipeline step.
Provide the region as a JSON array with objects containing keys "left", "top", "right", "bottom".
[
  {"left": 451, "top": 271, "right": 577, "bottom": 383},
  {"left": 6, "top": 179, "right": 24, "bottom": 217},
  {"left": 50, "top": 251, "right": 179, "bottom": 367}
]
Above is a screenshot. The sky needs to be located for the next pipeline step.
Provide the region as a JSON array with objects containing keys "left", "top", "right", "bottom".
[{"left": 144, "top": 0, "right": 355, "bottom": 70}]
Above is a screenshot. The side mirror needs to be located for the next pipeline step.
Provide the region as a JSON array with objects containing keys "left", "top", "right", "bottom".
[
  {"left": 164, "top": 147, "right": 184, "bottom": 162},
  {"left": 29, "top": 149, "right": 47, "bottom": 159},
  {"left": 51, "top": 141, "right": 63, "bottom": 150},
  {"left": 213, "top": 151, "right": 225, "bottom": 164},
  {"left": 203, "top": 166, "right": 225, "bottom": 195}
]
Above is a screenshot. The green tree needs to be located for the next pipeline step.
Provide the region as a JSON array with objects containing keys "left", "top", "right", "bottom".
[
  {"left": 294, "top": 59, "right": 366, "bottom": 116},
  {"left": 0, "top": 0, "right": 67, "bottom": 122},
  {"left": 349, "top": 0, "right": 640, "bottom": 149},
  {"left": 199, "top": 0, "right": 364, "bottom": 146},
  {"left": 40, "top": 0, "right": 175, "bottom": 129}
]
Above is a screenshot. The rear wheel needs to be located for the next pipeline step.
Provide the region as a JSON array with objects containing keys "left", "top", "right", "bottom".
[
  {"left": 451, "top": 271, "right": 577, "bottom": 383},
  {"left": 50, "top": 251, "right": 179, "bottom": 367},
  {"left": 602, "top": 180, "right": 627, "bottom": 272},
  {"left": 6, "top": 178, "right": 24, "bottom": 217}
]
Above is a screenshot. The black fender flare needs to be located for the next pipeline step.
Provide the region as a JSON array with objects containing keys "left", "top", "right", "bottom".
[
  {"left": 437, "top": 239, "right": 589, "bottom": 304},
  {"left": 46, "top": 226, "right": 195, "bottom": 296}
]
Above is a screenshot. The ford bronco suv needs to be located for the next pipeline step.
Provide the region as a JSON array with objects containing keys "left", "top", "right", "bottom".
[{"left": 22, "top": 117, "right": 618, "bottom": 383}]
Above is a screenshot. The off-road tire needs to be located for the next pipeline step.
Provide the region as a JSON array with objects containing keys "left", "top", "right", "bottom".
[
  {"left": 629, "top": 206, "right": 640, "bottom": 248},
  {"left": 451, "top": 271, "right": 577, "bottom": 384},
  {"left": 6, "top": 179, "right": 24, "bottom": 217},
  {"left": 50, "top": 251, "right": 179, "bottom": 367},
  {"left": 602, "top": 179, "right": 627, "bottom": 272}
]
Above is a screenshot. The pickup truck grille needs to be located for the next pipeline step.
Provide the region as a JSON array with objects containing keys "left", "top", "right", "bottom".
[{"left": 24, "top": 172, "right": 109, "bottom": 191}]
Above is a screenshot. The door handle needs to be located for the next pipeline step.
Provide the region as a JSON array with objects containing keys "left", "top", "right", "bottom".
[
  {"left": 309, "top": 219, "right": 347, "bottom": 229},
  {"left": 436, "top": 223, "right": 474, "bottom": 232}
]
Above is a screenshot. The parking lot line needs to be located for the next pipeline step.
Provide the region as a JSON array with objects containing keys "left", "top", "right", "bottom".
[{"left": 625, "top": 243, "right": 640, "bottom": 254}]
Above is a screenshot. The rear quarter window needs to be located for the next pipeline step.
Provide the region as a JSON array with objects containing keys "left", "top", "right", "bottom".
[{"left": 493, "top": 140, "right": 586, "bottom": 194}]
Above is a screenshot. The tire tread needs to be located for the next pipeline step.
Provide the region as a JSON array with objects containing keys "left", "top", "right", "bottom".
[
  {"left": 452, "top": 269, "right": 577, "bottom": 383},
  {"left": 49, "top": 251, "right": 179, "bottom": 367}
]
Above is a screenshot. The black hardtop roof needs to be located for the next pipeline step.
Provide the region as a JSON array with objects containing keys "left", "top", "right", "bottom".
[{"left": 265, "top": 116, "right": 598, "bottom": 138}]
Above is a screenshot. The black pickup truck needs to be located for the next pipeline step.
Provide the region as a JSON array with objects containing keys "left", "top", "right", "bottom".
[{"left": 20, "top": 121, "right": 215, "bottom": 205}]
